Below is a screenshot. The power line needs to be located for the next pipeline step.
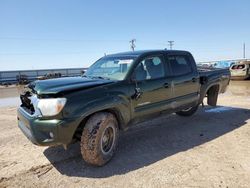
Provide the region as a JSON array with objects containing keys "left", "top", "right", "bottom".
[
  {"left": 0, "top": 37, "right": 166, "bottom": 46},
  {"left": 0, "top": 37, "right": 128, "bottom": 43},
  {"left": 0, "top": 51, "right": 103, "bottom": 55}
]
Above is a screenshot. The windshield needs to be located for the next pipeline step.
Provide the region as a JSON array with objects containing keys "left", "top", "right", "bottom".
[{"left": 84, "top": 56, "right": 136, "bottom": 80}]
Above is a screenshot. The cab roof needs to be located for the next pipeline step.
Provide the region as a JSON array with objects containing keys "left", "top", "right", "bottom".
[{"left": 106, "top": 50, "right": 190, "bottom": 58}]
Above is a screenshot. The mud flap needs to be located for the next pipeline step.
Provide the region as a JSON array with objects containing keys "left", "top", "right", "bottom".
[{"left": 207, "top": 85, "right": 219, "bottom": 106}]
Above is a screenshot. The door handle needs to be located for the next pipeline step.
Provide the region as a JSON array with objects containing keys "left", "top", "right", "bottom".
[{"left": 163, "top": 83, "right": 169, "bottom": 88}]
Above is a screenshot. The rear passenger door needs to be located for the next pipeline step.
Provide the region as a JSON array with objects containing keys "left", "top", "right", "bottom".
[{"left": 167, "top": 53, "right": 200, "bottom": 108}]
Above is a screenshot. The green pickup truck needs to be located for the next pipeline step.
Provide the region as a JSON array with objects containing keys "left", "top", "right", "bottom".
[{"left": 17, "top": 50, "right": 230, "bottom": 166}]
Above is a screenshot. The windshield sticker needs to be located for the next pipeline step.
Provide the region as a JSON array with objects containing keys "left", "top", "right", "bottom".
[{"left": 118, "top": 59, "right": 133, "bottom": 64}]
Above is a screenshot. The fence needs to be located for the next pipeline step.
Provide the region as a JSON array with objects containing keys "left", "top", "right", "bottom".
[
  {"left": 198, "top": 58, "right": 250, "bottom": 64},
  {"left": 0, "top": 68, "right": 87, "bottom": 85},
  {"left": 197, "top": 58, "right": 250, "bottom": 68}
]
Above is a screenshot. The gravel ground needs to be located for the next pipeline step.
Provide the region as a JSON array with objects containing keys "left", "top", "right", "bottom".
[{"left": 0, "top": 81, "right": 250, "bottom": 188}]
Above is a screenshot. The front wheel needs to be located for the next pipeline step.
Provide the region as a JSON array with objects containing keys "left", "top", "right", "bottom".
[
  {"left": 176, "top": 105, "right": 199, "bottom": 116},
  {"left": 80, "top": 112, "right": 119, "bottom": 166}
]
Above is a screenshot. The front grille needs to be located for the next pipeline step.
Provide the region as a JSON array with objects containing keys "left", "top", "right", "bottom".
[{"left": 20, "top": 91, "right": 35, "bottom": 115}]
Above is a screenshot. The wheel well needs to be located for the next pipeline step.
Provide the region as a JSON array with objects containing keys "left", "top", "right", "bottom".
[
  {"left": 206, "top": 84, "right": 220, "bottom": 106},
  {"left": 206, "top": 84, "right": 220, "bottom": 95},
  {"left": 73, "top": 109, "right": 122, "bottom": 141}
]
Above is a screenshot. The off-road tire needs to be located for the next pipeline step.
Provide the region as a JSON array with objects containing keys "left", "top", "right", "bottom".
[
  {"left": 176, "top": 105, "right": 199, "bottom": 116},
  {"left": 80, "top": 112, "right": 119, "bottom": 166}
]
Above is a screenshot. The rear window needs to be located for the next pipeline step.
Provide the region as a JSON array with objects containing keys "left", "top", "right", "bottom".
[
  {"left": 168, "top": 56, "right": 192, "bottom": 76},
  {"left": 231, "top": 64, "right": 245, "bottom": 70}
]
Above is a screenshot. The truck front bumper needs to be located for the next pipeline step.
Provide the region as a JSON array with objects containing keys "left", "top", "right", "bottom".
[{"left": 17, "top": 107, "right": 79, "bottom": 146}]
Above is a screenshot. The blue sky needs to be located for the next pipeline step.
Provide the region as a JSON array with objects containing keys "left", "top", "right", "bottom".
[{"left": 0, "top": 0, "right": 249, "bottom": 71}]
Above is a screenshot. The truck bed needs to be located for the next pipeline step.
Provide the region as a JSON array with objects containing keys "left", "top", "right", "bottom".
[
  {"left": 197, "top": 66, "right": 229, "bottom": 77},
  {"left": 197, "top": 66, "right": 230, "bottom": 105}
]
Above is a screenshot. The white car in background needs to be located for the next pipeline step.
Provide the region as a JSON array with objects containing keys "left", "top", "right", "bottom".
[{"left": 230, "top": 61, "right": 250, "bottom": 80}]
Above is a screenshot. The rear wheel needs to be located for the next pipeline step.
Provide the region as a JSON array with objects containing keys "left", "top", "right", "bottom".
[
  {"left": 80, "top": 112, "right": 119, "bottom": 166},
  {"left": 176, "top": 105, "right": 199, "bottom": 116}
]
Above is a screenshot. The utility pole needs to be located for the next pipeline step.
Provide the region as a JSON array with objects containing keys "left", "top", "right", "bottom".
[
  {"left": 130, "top": 39, "right": 136, "bottom": 51},
  {"left": 243, "top": 42, "right": 246, "bottom": 59},
  {"left": 168, "top": 41, "right": 174, "bottom": 50}
]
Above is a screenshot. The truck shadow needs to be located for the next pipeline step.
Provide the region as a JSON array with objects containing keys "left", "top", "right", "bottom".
[{"left": 44, "top": 105, "right": 250, "bottom": 178}]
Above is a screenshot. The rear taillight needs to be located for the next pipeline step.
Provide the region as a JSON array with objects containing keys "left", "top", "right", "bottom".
[{"left": 231, "top": 65, "right": 246, "bottom": 70}]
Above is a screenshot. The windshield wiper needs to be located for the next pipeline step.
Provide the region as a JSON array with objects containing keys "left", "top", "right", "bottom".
[
  {"left": 84, "top": 75, "right": 111, "bottom": 80},
  {"left": 92, "top": 76, "right": 111, "bottom": 80}
]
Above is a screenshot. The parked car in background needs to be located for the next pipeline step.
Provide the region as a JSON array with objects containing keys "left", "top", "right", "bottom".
[
  {"left": 16, "top": 74, "right": 29, "bottom": 85},
  {"left": 196, "top": 62, "right": 214, "bottom": 68},
  {"left": 37, "top": 72, "right": 62, "bottom": 80},
  {"left": 230, "top": 61, "right": 250, "bottom": 80}
]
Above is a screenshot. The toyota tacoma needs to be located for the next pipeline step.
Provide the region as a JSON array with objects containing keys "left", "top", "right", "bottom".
[{"left": 17, "top": 50, "right": 230, "bottom": 166}]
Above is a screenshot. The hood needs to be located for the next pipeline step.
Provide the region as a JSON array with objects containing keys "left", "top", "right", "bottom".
[{"left": 29, "top": 77, "right": 114, "bottom": 95}]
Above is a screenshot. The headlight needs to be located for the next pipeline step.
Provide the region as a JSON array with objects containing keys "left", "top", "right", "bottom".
[{"left": 37, "top": 98, "right": 67, "bottom": 117}]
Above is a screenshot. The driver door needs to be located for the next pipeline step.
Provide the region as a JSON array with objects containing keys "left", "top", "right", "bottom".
[{"left": 131, "top": 53, "right": 173, "bottom": 121}]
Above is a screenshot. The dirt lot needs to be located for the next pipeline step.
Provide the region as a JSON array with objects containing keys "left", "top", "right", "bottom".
[{"left": 0, "top": 81, "right": 250, "bottom": 188}]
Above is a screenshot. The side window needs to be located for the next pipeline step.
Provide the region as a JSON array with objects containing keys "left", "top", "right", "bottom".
[
  {"left": 168, "top": 55, "right": 192, "bottom": 76},
  {"left": 134, "top": 55, "right": 165, "bottom": 81}
]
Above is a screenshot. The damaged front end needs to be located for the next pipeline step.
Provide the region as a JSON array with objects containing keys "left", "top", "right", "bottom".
[{"left": 17, "top": 83, "right": 75, "bottom": 147}]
